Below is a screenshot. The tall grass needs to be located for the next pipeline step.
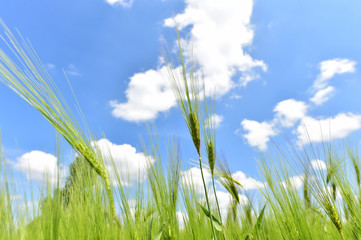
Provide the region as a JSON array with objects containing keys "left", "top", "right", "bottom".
[
  {"left": 0, "top": 20, "right": 121, "bottom": 227},
  {"left": 0, "top": 20, "right": 361, "bottom": 239}
]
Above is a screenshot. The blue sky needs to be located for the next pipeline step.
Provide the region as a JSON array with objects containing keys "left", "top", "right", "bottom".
[{"left": 0, "top": 0, "right": 361, "bottom": 204}]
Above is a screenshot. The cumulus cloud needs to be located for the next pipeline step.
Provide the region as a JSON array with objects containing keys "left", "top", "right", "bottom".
[
  {"left": 296, "top": 113, "right": 361, "bottom": 145},
  {"left": 92, "top": 138, "right": 154, "bottom": 185},
  {"left": 240, "top": 120, "right": 276, "bottom": 151},
  {"left": 232, "top": 171, "right": 264, "bottom": 190},
  {"left": 111, "top": 0, "right": 266, "bottom": 122},
  {"left": 274, "top": 99, "right": 308, "bottom": 127},
  {"left": 240, "top": 58, "right": 357, "bottom": 149},
  {"left": 310, "top": 58, "right": 356, "bottom": 105},
  {"left": 313, "top": 58, "right": 356, "bottom": 90},
  {"left": 208, "top": 191, "right": 248, "bottom": 219},
  {"left": 281, "top": 174, "right": 304, "bottom": 190},
  {"left": 13, "top": 151, "right": 65, "bottom": 184},
  {"left": 181, "top": 168, "right": 249, "bottom": 219},
  {"left": 105, "top": 0, "right": 133, "bottom": 8},
  {"left": 311, "top": 159, "right": 327, "bottom": 170},
  {"left": 239, "top": 99, "right": 307, "bottom": 150},
  {"left": 180, "top": 167, "right": 252, "bottom": 217},
  {"left": 181, "top": 167, "right": 212, "bottom": 194},
  {"left": 110, "top": 66, "right": 176, "bottom": 122},
  {"left": 206, "top": 114, "right": 224, "bottom": 129},
  {"left": 164, "top": 0, "right": 266, "bottom": 93},
  {"left": 310, "top": 86, "right": 335, "bottom": 105}
]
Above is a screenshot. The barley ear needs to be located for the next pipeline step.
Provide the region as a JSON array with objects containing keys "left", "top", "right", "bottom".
[
  {"left": 326, "top": 171, "right": 331, "bottom": 184},
  {"left": 332, "top": 183, "right": 337, "bottom": 201},
  {"left": 189, "top": 111, "right": 201, "bottom": 155},
  {"left": 355, "top": 164, "right": 360, "bottom": 186},
  {"left": 303, "top": 180, "right": 311, "bottom": 208},
  {"left": 327, "top": 205, "right": 345, "bottom": 240},
  {"left": 207, "top": 140, "right": 215, "bottom": 176},
  {"left": 0, "top": 21, "right": 121, "bottom": 227}
]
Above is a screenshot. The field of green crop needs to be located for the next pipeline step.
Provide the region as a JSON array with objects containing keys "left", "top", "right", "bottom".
[{"left": 0, "top": 21, "right": 360, "bottom": 240}]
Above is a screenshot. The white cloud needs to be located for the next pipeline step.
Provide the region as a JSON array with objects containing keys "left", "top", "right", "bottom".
[
  {"left": 46, "top": 63, "right": 56, "bottom": 70},
  {"left": 229, "top": 94, "right": 242, "bottom": 100},
  {"left": 164, "top": 0, "right": 266, "bottom": 94},
  {"left": 177, "top": 211, "right": 186, "bottom": 228},
  {"left": 313, "top": 58, "right": 356, "bottom": 90},
  {"left": 274, "top": 99, "right": 308, "bottom": 127},
  {"left": 92, "top": 138, "right": 154, "bottom": 185},
  {"left": 310, "top": 86, "right": 335, "bottom": 105},
  {"left": 232, "top": 171, "right": 264, "bottom": 190},
  {"left": 241, "top": 120, "right": 276, "bottom": 151},
  {"left": 208, "top": 191, "right": 248, "bottom": 219},
  {"left": 112, "top": 0, "right": 266, "bottom": 122},
  {"left": 308, "top": 58, "right": 356, "bottom": 105},
  {"left": 110, "top": 66, "right": 176, "bottom": 122},
  {"left": 181, "top": 167, "right": 211, "bottom": 194},
  {"left": 65, "top": 64, "right": 81, "bottom": 77},
  {"left": 207, "top": 114, "right": 224, "bottom": 129},
  {"left": 239, "top": 58, "right": 357, "bottom": 149},
  {"left": 311, "top": 159, "right": 327, "bottom": 170},
  {"left": 281, "top": 174, "right": 304, "bottom": 190},
  {"left": 105, "top": 0, "right": 133, "bottom": 8},
  {"left": 240, "top": 71, "right": 263, "bottom": 87},
  {"left": 13, "top": 151, "right": 65, "bottom": 184},
  {"left": 240, "top": 99, "right": 307, "bottom": 150},
  {"left": 296, "top": 113, "right": 361, "bottom": 145}
]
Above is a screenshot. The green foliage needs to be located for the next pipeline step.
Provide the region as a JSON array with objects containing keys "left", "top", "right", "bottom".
[
  {"left": 197, "top": 202, "right": 223, "bottom": 232},
  {"left": 0, "top": 20, "right": 119, "bottom": 226}
]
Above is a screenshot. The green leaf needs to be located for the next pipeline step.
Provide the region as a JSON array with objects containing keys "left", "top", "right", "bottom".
[
  {"left": 197, "top": 202, "right": 223, "bottom": 232},
  {"left": 253, "top": 204, "right": 266, "bottom": 235},
  {"left": 147, "top": 218, "right": 153, "bottom": 240},
  {"left": 232, "top": 178, "right": 244, "bottom": 189},
  {"left": 153, "top": 223, "right": 165, "bottom": 240},
  {"left": 213, "top": 220, "right": 223, "bottom": 232}
]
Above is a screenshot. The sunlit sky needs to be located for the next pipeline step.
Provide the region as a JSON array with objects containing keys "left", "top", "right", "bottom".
[{"left": 0, "top": 0, "right": 361, "bottom": 197}]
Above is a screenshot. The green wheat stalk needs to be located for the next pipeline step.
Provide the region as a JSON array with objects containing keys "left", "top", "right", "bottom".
[
  {"left": 0, "top": 20, "right": 120, "bottom": 227},
  {"left": 163, "top": 25, "right": 217, "bottom": 239}
]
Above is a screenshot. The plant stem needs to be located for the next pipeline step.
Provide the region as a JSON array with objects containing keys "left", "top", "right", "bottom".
[
  {"left": 212, "top": 177, "right": 225, "bottom": 240},
  {"left": 103, "top": 172, "right": 122, "bottom": 228},
  {"left": 199, "top": 156, "right": 217, "bottom": 240},
  {"left": 212, "top": 177, "right": 223, "bottom": 224}
]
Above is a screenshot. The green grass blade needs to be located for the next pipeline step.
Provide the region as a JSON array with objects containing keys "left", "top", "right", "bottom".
[
  {"left": 197, "top": 202, "right": 223, "bottom": 232},
  {"left": 253, "top": 204, "right": 266, "bottom": 235}
]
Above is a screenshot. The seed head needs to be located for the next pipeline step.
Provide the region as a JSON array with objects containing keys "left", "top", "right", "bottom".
[
  {"left": 303, "top": 180, "right": 311, "bottom": 208},
  {"left": 207, "top": 140, "right": 215, "bottom": 176},
  {"left": 326, "top": 171, "right": 331, "bottom": 184},
  {"left": 326, "top": 204, "right": 344, "bottom": 239},
  {"left": 189, "top": 111, "right": 201, "bottom": 155},
  {"left": 332, "top": 183, "right": 337, "bottom": 201}
]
